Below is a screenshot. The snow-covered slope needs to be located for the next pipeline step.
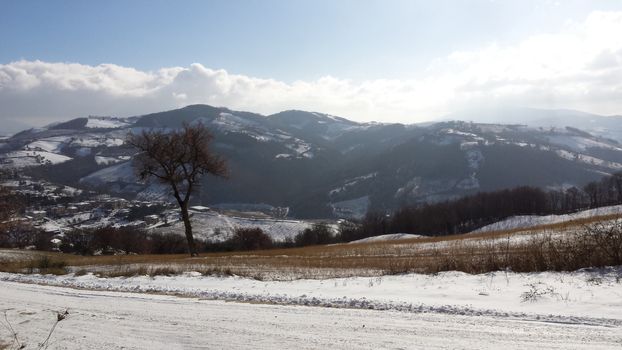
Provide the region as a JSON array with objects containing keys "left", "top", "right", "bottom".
[
  {"left": 2, "top": 150, "right": 72, "bottom": 167},
  {"left": 472, "top": 204, "right": 622, "bottom": 233},
  {"left": 348, "top": 233, "right": 424, "bottom": 244},
  {"left": 154, "top": 210, "right": 315, "bottom": 242},
  {"left": 85, "top": 116, "right": 131, "bottom": 129},
  {"left": 80, "top": 161, "right": 136, "bottom": 185}
]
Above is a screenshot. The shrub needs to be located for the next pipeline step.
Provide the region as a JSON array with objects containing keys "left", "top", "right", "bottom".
[
  {"left": 34, "top": 231, "right": 56, "bottom": 251},
  {"left": 295, "top": 223, "right": 334, "bottom": 246},
  {"left": 150, "top": 266, "right": 178, "bottom": 276},
  {"left": 521, "top": 283, "right": 558, "bottom": 302},
  {"left": 59, "top": 227, "right": 152, "bottom": 255},
  {"left": 584, "top": 220, "right": 622, "bottom": 265},
  {"left": 149, "top": 233, "right": 188, "bottom": 254},
  {"left": 126, "top": 204, "right": 166, "bottom": 221},
  {"left": 74, "top": 269, "right": 88, "bottom": 276},
  {"left": 60, "top": 229, "right": 95, "bottom": 255},
  {"left": 228, "top": 227, "right": 273, "bottom": 251},
  {"left": 27, "top": 255, "right": 67, "bottom": 274},
  {"left": 0, "top": 222, "right": 41, "bottom": 249},
  {"left": 91, "top": 227, "right": 151, "bottom": 255}
]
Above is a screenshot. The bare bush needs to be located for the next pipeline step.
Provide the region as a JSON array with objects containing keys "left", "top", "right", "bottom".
[
  {"left": 520, "top": 283, "right": 558, "bottom": 302},
  {"left": 228, "top": 227, "right": 273, "bottom": 251},
  {"left": 295, "top": 223, "right": 334, "bottom": 246},
  {"left": 149, "top": 233, "right": 188, "bottom": 254},
  {"left": 59, "top": 227, "right": 153, "bottom": 255},
  {"left": 1, "top": 310, "right": 68, "bottom": 350},
  {"left": 27, "top": 256, "right": 68, "bottom": 275},
  {"left": 584, "top": 220, "right": 622, "bottom": 265},
  {"left": 60, "top": 229, "right": 94, "bottom": 255},
  {"left": 91, "top": 227, "right": 150, "bottom": 255}
]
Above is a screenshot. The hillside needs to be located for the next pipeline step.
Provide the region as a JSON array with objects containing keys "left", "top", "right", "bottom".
[{"left": 2, "top": 105, "right": 622, "bottom": 218}]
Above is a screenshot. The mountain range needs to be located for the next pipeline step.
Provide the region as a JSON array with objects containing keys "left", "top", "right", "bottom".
[{"left": 2, "top": 105, "right": 622, "bottom": 218}]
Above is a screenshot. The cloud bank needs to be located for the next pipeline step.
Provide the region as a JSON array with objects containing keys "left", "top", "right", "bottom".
[{"left": 1, "top": 11, "right": 622, "bottom": 126}]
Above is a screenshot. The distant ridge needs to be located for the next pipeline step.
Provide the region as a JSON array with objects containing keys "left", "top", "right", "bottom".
[{"left": 2, "top": 104, "right": 622, "bottom": 218}]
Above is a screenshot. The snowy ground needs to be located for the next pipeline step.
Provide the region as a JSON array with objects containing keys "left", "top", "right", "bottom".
[
  {"left": 473, "top": 205, "right": 622, "bottom": 233},
  {"left": 2, "top": 205, "right": 622, "bottom": 348},
  {"left": 2, "top": 267, "right": 621, "bottom": 322},
  {"left": 1, "top": 279, "right": 621, "bottom": 349}
]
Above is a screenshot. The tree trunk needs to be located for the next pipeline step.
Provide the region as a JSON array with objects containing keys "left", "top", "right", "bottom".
[{"left": 180, "top": 204, "right": 198, "bottom": 257}]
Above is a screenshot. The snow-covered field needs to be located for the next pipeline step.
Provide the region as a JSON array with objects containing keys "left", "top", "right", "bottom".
[
  {"left": 155, "top": 211, "right": 315, "bottom": 241},
  {"left": 2, "top": 150, "right": 72, "bottom": 167},
  {"left": 473, "top": 205, "right": 622, "bottom": 233},
  {"left": 85, "top": 116, "right": 130, "bottom": 129},
  {"left": 1, "top": 268, "right": 621, "bottom": 349},
  {"left": 2, "top": 268, "right": 621, "bottom": 321}
]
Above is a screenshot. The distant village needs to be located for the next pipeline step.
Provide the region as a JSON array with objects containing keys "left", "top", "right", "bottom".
[
  {"left": 4, "top": 177, "right": 175, "bottom": 233},
  {"left": 1, "top": 174, "right": 297, "bottom": 250}
]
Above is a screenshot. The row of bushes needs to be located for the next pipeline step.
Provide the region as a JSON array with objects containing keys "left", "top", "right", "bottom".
[
  {"left": 5, "top": 224, "right": 339, "bottom": 255},
  {"left": 0, "top": 221, "right": 342, "bottom": 255},
  {"left": 0, "top": 224, "right": 55, "bottom": 250},
  {"left": 198, "top": 225, "right": 339, "bottom": 252}
]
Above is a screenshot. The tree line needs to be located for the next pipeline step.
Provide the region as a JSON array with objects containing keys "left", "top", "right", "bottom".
[{"left": 338, "top": 172, "right": 622, "bottom": 242}]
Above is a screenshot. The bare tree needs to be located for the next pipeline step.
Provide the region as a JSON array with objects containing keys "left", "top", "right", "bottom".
[
  {"left": 127, "top": 123, "right": 227, "bottom": 256},
  {"left": 0, "top": 186, "right": 20, "bottom": 223},
  {"left": 611, "top": 172, "right": 622, "bottom": 203},
  {"left": 0, "top": 181, "right": 25, "bottom": 247}
]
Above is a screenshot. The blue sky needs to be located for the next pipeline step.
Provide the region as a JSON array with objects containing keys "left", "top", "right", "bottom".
[
  {"left": 3, "top": 0, "right": 619, "bottom": 81},
  {"left": 1, "top": 0, "right": 622, "bottom": 126}
]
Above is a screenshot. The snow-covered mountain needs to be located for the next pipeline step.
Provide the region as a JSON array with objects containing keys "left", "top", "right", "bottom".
[
  {"left": 2, "top": 105, "right": 622, "bottom": 218},
  {"left": 445, "top": 107, "right": 622, "bottom": 143}
]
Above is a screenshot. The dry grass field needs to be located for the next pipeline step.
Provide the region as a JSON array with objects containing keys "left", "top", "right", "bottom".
[{"left": 1, "top": 213, "right": 621, "bottom": 280}]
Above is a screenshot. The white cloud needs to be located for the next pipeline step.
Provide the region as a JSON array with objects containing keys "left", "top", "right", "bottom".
[{"left": 1, "top": 11, "right": 622, "bottom": 126}]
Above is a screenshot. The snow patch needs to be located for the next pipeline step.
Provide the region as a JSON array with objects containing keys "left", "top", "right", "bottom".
[
  {"left": 85, "top": 116, "right": 131, "bottom": 129},
  {"left": 348, "top": 233, "right": 424, "bottom": 244},
  {"left": 25, "top": 136, "right": 71, "bottom": 153},
  {"left": 2, "top": 150, "right": 72, "bottom": 168}
]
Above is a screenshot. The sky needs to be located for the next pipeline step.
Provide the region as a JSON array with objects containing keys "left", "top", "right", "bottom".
[{"left": 1, "top": 0, "right": 622, "bottom": 128}]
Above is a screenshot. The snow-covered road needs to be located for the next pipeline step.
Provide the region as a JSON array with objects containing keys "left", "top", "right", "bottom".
[{"left": 1, "top": 281, "right": 621, "bottom": 349}]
